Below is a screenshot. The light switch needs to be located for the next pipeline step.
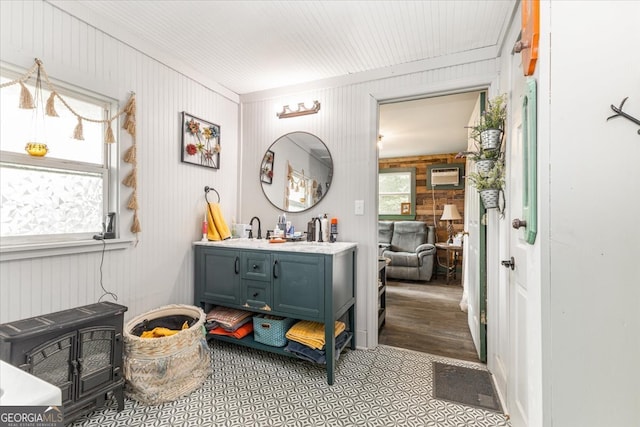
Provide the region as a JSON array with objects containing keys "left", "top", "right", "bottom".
[{"left": 354, "top": 200, "right": 364, "bottom": 215}]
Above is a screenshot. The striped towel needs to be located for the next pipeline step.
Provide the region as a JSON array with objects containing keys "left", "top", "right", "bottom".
[
  {"left": 285, "top": 320, "right": 346, "bottom": 350},
  {"left": 206, "top": 306, "right": 252, "bottom": 330}
]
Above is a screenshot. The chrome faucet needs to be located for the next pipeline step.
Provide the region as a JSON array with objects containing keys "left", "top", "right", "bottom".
[
  {"left": 249, "top": 216, "right": 262, "bottom": 239},
  {"left": 312, "top": 217, "right": 323, "bottom": 242}
]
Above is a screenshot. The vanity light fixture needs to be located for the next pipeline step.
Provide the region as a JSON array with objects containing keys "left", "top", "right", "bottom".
[{"left": 277, "top": 100, "right": 321, "bottom": 119}]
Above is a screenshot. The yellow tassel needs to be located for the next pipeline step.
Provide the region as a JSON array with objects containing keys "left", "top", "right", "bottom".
[
  {"left": 104, "top": 122, "right": 115, "bottom": 143},
  {"left": 127, "top": 192, "right": 138, "bottom": 210},
  {"left": 73, "top": 117, "right": 84, "bottom": 140},
  {"left": 124, "top": 95, "right": 136, "bottom": 114},
  {"left": 122, "top": 169, "right": 136, "bottom": 187},
  {"left": 131, "top": 212, "right": 141, "bottom": 233},
  {"left": 123, "top": 145, "right": 136, "bottom": 163},
  {"left": 45, "top": 91, "right": 58, "bottom": 117},
  {"left": 19, "top": 82, "right": 34, "bottom": 109}
]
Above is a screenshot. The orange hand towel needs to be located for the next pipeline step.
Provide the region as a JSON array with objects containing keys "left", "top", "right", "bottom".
[{"left": 209, "top": 321, "right": 253, "bottom": 339}]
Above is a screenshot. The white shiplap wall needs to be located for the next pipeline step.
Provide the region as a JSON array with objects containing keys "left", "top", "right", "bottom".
[
  {"left": 240, "top": 60, "right": 498, "bottom": 348},
  {"left": 0, "top": 1, "right": 239, "bottom": 323}
]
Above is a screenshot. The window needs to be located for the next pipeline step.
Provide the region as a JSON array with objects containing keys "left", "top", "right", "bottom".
[
  {"left": 0, "top": 67, "right": 118, "bottom": 246},
  {"left": 378, "top": 167, "right": 416, "bottom": 220}
]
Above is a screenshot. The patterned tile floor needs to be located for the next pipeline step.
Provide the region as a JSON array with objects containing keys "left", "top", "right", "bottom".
[{"left": 72, "top": 341, "right": 511, "bottom": 426}]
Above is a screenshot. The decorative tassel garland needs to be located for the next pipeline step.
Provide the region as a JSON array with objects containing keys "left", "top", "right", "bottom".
[
  {"left": 123, "top": 145, "right": 136, "bottom": 163},
  {"left": 73, "top": 117, "right": 84, "bottom": 140},
  {"left": 131, "top": 212, "right": 141, "bottom": 234},
  {"left": 123, "top": 114, "right": 136, "bottom": 136},
  {"left": 104, "top": 122, "right": 115, "bottom": 144},
  {"left": 127, "top": 192, "right": 138, "bottom": 210},
  {"left": 124, "top": 95, "right": 136, "bottom": 114},
  {"left": 45, "top": 91, "right": 58, "bottom": 117},
  {"left": 122, "top": 169, "right": 137, "bottom": 187},
  {"left": 19, "top": 82, "right": 34, "bottom": 109},
  {"left": 2, "top": 60, "right": 141, "bottom": 242}
]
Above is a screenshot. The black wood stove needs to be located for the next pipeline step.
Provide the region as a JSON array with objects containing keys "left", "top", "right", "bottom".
[{"left": 0, "top": 302, "right": 127, "bottom": 425}]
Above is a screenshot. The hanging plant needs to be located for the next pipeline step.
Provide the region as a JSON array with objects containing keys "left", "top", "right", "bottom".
[
  {"left": 470, "top": 94, "right": 507, "bottom": 150},
  {"left": 467, "top": 160, "right": 505, "bottom": 212},
  {"left": 467, "top": 160, "right": 505, "bottom": 191}
]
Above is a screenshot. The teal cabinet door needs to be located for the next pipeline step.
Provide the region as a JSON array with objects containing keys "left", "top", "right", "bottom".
[
  {"left": 197, "top": 247, "right": 241, "bottom": 306},
  {"left": 273, "top": 253, "right": 324, "bottom": 319}
]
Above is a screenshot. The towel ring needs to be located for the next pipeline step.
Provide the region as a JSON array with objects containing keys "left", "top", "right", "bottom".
[{"left": 204, "top": 186, "right": 220, "bottom": 203}]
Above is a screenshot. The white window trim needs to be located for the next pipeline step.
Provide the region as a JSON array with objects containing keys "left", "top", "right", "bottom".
[
  {"left": 1, "top": 63, "right": 124, "bottom": 256},
  {"left": 0, "top": 238, "right": 134, "bottom": 262}
]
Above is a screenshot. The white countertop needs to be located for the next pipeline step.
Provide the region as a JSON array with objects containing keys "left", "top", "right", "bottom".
[
  {"left": 194, "top": 238, "right": 357, "bottom": 255},
  {"left": 0, "top": 360, "right": 62, "bottom": 406}
]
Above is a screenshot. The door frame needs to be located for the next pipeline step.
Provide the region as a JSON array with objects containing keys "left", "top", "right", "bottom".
[{"left": 368, "top": 75, "right": 496, "bottom": 349}]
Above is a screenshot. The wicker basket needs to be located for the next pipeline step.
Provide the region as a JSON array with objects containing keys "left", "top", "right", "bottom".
[{"left": 123, "top": 304, "right": 210, "bottom": 405}]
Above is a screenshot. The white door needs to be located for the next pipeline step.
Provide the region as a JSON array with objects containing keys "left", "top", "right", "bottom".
[
  {"left": 462, "top": 95, "right": 484, "bottom": 359},
  {"left": 505, "top": 61, "right": 531, "bottom": 426}
]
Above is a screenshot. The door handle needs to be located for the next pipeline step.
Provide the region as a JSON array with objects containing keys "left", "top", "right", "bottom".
[
  {"left": 501, "top": 257, "right": 515, "bottom": 270},
  {"left": 512, "top": 218, "right": 527, "bottom": 229}
]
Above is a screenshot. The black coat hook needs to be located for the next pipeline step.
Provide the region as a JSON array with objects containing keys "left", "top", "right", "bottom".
[{"left": 607, "top": 97, "right": 640, "bottom": 135}]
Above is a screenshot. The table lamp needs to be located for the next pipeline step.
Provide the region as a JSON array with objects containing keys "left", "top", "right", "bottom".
[{"left": 441, "top": 204, "right": 462, "bottom": 244}]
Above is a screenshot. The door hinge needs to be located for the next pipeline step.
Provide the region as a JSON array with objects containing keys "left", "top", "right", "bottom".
[{"left": 481, "top": 311, "right": 487, "bottom": 325}]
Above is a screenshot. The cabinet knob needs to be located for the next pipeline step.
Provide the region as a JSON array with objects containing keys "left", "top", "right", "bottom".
[
  {"left": 252, "top": 264, "right": 258, "bottom": 270},
  {"left": 253, "top": 292, "right": 259, "bottom": 298}
]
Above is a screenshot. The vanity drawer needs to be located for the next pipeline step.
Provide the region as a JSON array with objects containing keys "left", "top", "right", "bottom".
[
  {"left": 241, "top": 252, "right": 271, "bottom": 282},
  {"left": 243, "top": 280, "right": 272, "bottom": 310}
]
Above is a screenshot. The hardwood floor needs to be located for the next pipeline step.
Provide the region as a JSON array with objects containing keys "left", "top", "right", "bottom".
[{"left": 378, "top": 276, "right": 481, "bottom": 363}]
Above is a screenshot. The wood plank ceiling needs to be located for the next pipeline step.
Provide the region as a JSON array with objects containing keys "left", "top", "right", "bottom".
[{"left": 48, "top": 0, "right": 516, "bottom": 95}]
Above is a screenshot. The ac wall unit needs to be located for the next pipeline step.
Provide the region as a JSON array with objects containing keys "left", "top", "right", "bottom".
[{"left": 430, "top": 168, "right": 460, "bottom": 186}]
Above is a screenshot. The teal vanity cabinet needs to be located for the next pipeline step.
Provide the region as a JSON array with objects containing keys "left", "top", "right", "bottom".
[
  {"left": 194, "top": 247, "right": 242, "bottom": 306},
  {"left": 194, "top": 241, "right": 357, "bottom": 385},
  {"left": 272, "top": 252, "right": 325, "bottom": 319}
]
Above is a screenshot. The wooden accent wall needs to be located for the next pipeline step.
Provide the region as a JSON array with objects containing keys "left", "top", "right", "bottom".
[{"left": 379, "top": 153, "right": 466, "bottom": 245}]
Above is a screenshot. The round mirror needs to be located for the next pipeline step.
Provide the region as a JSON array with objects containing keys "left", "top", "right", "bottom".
[{"left": 260, "top": 131, "right": 333, "bottom": 212}]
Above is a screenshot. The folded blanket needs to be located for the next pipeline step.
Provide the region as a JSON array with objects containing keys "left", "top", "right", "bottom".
[
  {"left": 209, "top": 322, "right": 253, "bottom": 339},
  {"left": 285, "top": 331, "right": 351, "bottom": 364},
  {"left": 206, "top": 306, "right": 252, "bottom": 330},
  {"left": 207, "top": 203, "right": 231, "bottom": 240},
  {"left": 285, "top": 320, "right": 346, "bottom": 350},
  {"left": 220, "top": 316, "right": 252, "bottom": 332}
]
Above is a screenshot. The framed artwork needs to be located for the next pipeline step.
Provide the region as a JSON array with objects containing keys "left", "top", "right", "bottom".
[
  {"left": 261, "top": 150, "right": 275, "bottom": 184},
  {"left": 401, "top": 202, "right": 411, "bottom": 215},
  {"left": 181, "top": 112, "right": 220, "bottom": 169}
]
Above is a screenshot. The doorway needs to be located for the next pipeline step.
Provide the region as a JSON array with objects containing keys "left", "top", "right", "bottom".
[{"left": 375, "top": 90, "right": 484, "bottom": 363}]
